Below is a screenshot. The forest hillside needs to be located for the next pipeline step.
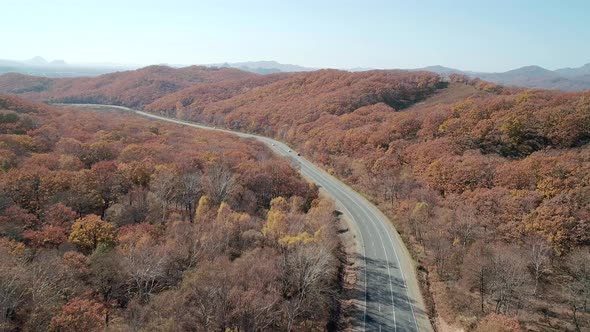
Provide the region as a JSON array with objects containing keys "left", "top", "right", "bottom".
[{"left": 1, "top": 67, "right": 589, "bottom": 330}]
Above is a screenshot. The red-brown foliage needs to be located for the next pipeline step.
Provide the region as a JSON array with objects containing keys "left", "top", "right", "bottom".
[
  {"left": 0, "top": 95, "right": 339, "bottom": 331},
  {"left": 2, "top": 65, "right": 589, "bottom": 329},
  {"left": 132, "top": 75, "right": 587, "bottom": 329},
  {"left": 0, "top": 66, "right": 264, "bottom": 108}
]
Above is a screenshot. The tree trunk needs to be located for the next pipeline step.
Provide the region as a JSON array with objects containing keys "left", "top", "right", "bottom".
[
  {"left": 161, "top": 202, "right": 167, "bottom": 224},
  {"left": 572, "top": 304, "right": 581, "bottom": 332},
  {"left": 480, "top": 270, "right": 485, "bottom": 313}
]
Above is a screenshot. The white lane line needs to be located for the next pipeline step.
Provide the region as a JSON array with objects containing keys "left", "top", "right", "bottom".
[
  {"left": 303, "top": 161, "right": 420, "bottom": 331},
  {"left": 304, "top": 165, "right": 398, "bottom": 331},
  {"left": 374, "top": 207, "right": 420, "bottom": 329},
  {"left": 296, "top": 160, "right": 370, "bottom": 331},
  {"left": 338, "top": 182, "right": 420, "bottom": 331},
  {"left": 349, "top": 199, "right": 398, "bottom": 332},
  {"left": 330, "top": 177, "right": 420, "bottom": 331},
  {"left": 352, "top": 191, "right": 420, "bottom": 330}
]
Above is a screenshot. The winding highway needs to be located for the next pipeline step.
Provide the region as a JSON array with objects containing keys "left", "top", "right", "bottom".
[{"left": 65, "top": 104, "right": 433, "bottom": 332}]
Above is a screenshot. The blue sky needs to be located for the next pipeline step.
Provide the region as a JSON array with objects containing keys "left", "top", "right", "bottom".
[{"left": 2, "top": 0, "right": 589, "bottom": 71}]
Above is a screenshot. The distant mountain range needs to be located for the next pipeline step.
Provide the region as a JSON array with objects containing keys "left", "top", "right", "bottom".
[
  {"left": 0, "top": 56, "right": 135, "bottom": 77},
  {"left": 19, "top": 56, "right": 67, "bottom": 66},
  {"left": 210, "top": 61, "right": 590, "bottom": 91},
  {"left": 414, "top": 64, "right": 590, "bottom": 91},
  {"left": 205, "top": 61, "right": 373, "bottom": 74},
  {"left": 1, "top": 57, "right": 589, "bottom": 91},
  {"left": 206, "top": 60, "right": 317, "bottom": 74}
]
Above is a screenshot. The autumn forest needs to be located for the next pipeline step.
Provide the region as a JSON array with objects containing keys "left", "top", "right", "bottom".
[
  {"left": 0, "top": 65, "right": 589, "bottom": 331},
  {"left": 0, "top": 94, "right": 341, "bottom": 331}
]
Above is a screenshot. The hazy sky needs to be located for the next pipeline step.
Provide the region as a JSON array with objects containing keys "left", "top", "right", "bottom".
[{"left": 3, "top": 0, "right": 589, "bottom": 71}]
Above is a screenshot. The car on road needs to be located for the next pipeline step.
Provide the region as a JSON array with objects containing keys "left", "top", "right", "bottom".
[{"left": 288, "top": 149, "right": 292, "bottom": 152}]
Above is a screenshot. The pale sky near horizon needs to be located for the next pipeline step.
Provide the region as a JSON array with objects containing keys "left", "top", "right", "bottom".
[{"left": 2, "top": 0, "right": 589, "bottom": 72}]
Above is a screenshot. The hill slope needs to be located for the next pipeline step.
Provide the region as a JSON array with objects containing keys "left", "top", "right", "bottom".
[
  {"left": 0, "top": 65, "right": 262, "bottom": 107},
  {"left": 0, "top": 67, "right": 589, "bottom": 329},
  {"left": 192, "top": 69, "right": 444, "bottom": 135},
  {"left": 143, "top": 72, "right": 290, "bottom": 117},
  {"left": 145, "top": 73, "right": 589, "bottom": 330}
]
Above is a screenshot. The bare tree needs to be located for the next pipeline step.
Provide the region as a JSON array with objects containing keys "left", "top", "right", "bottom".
[
  {"left": 379, "top": 171, "right": 397, "bottom": 206},
  {"left": 204, "top": 163, "right": 235, "bottom": 205},
  {"left": 121, "top": 239, "right": 168, "bottom": 302},
  {"left": 164, "top": 221, "right": 223, "bottom": 280},
  {"left": 410, "top": 201, "right": 431, "bottom": 242},
  {"left": 566, "top": 248, "right": 590, "bottom": 312},
  {"left": 175, "top": 258, "right": 233, "bottom": 331},
  {"left": 427, "top": 233, "right": 453, "bottom": 279},
  {"left": 150, "top": 168, "right": 178, "bottom": 224},
  {"left": 175, "top": 170, "right": 202, "bottom": 222},
  {"left": 377, "top": 168, "right": 405, "bottom": 206},
  {"left": 278, "top": 244, "right": 337, "bottom": 332},
  {"left": 25, "top": 252, "right": 68, "bottom": 330},
  {"left": 524, "top": 235, "right": 551, "bottom": 296},
  {"left": 463, "top": 243, "right": 529, "bottom": 315},
  {"left": 449, "top": 205, "right": 480, "bottom": 248},
  {"left": 106, "top": 187, "right": 151, "bottom": 227},
  {"left": 463, "top": 242, "right": 494, "bottom": 313},
  {"left": 488, "top": 246, "right": 530, "bottom": 315},
  {"left": 0, "top": 249, "right": 28, "bottom": 326}
]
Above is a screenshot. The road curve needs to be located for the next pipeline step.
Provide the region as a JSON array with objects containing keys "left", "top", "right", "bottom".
[{"left": 65, "top": 104, "right": 433, "bottom": 332}]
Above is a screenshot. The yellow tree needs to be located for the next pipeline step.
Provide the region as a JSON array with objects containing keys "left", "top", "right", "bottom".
[
  {"left": 215, "top": 202, "right": 233, "bottom": 224},
  {"left": 195, "top": 195, "right": 214, "bottom": 222},
  {"left": 262, "top": 197, "right": 289, "bottom": 241},
  {"left": 69, "top": 214, "right": 117, "bottom": 253},
  {"left": 278, "top": 232, "right": 314, "bottom": 247},
  {"left": 216, "top": 202, "right": 250, "bottom": 226}
]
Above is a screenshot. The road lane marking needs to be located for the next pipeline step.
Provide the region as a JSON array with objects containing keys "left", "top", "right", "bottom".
[
  {"left": 303, "top": 164, "right": 398, "bottom": 331},
  {"left": 295, "top": 157, "right": 420, "bottom": 331},
  {"left": 331, "top": 178, "right": 419, "bottom": 331},
  {"left": 364, "top": 200, "right": 420, "bottom": 330}
]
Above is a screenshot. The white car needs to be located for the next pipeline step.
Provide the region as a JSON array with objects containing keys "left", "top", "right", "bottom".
[{"left": 288, "top": 149, "right": 292, "bottom": 152}]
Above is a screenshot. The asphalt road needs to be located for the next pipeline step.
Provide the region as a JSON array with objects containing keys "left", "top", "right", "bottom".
[{"left": 65, "top": 104, "right": 433, "bottom": 332}]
